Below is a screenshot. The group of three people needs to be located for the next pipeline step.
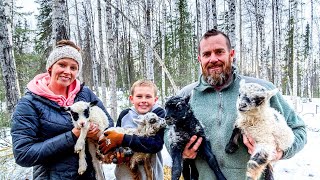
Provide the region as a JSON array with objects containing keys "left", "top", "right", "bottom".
[{"left": 11, "top": 29, "right": 306, "bottom": 180}]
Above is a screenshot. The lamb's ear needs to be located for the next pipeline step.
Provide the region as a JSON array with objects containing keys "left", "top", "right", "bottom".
[
  {"left": 267, "top": 88, "right": 278, "bottom": 99},
  {"left": 61, "top": 106, "right": 70, "bottom": 112},
  {"left": 133, "top": 115, "right": 146, "bottom": 126},
  {"left": 184, "top": 95, "right": 191, "bottom": 103},
  {"left": 239, "top": 79, "right": 246, "bottom": 87},
  {"left": 90, "top": 100, "right": 99, "bottom": 107}
]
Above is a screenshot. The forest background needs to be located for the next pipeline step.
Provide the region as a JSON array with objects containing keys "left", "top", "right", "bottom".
[{"left": 0, "top": 0, "right": 319, "bottom": 126}]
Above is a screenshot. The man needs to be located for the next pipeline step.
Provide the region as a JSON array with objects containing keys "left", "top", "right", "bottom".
[{"left": 165, "top": 29, "right": 307, "bottom": 179}]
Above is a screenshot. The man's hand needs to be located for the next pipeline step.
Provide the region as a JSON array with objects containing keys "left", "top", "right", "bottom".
[
  {"left": 182, "top": 135, "right": 203, "bottom": 159},
  {"left": 243, "top": 134, "right": 283, "bottom": 161},
  {"left": 243, "top": 134, "right": 255, "bottom": 154},
  {"left": 98, "top": 130, "right": 124, "bottom": 154}
]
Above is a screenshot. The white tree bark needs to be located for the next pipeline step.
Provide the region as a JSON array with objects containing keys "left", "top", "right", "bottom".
[
  {"left": 144, "top": 0, "right": 154, "bottom": 81},
  {"left": 228, "top": 0, "right": 236, "bottom": 48},
  {"left": 97, "top": 0, "right": 107, "bottom": 106},
  {"left": 52, "top": 0, "right": 69, "bottom": 43},
  {"left": 0, "top": 0, "right": 20, "bottom": 114},
  {"left": 106, "top": 0, "right": 118, "bottom": 120}
]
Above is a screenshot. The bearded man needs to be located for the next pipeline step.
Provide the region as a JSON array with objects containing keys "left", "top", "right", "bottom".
[{"left": 164, "top": 29, "right": 306, "bottom": 180}]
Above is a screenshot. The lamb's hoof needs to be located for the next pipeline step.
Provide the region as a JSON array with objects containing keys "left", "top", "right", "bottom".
[
  {"left": 75, "top": 145, "right": 83, "bottom": 153},
  {"left": 225, "top": 143, "right": 239, "bottom": 154},
  {"left": 78, "top": 165, "right": 87, "bottom": 175}
]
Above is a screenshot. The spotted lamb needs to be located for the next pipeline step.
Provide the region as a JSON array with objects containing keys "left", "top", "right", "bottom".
[
  {"left": 225, "top": 80, "right": 295, "bottom": 180},
  {"left": 64, "top": 100, "right": 109, "bottom": 180},
  {"left": 99, "top": 112, "right": 166, "bottom": 180},
  {"left": 165, "top": 95, "right": 226, "bottom": 180}
]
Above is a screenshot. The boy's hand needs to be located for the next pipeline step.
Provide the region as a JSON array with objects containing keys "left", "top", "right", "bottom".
[
  {"left": 112, "top": 147, "right": 133, "bottom": 164},
  {"left": 98, "top": 130, "right": 124, "bottom": 154}
]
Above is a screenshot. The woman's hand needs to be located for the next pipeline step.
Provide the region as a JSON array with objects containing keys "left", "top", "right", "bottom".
[
  {"left": 87, "top": 123, "right": 100, "bottom": 141},
  {"left": 182, "top": 135, "right": 203, "bottom": 159}
]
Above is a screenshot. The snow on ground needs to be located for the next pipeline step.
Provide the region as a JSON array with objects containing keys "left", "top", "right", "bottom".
[{"left": 0, "top": 98, "right": 319, "bottom": 179}]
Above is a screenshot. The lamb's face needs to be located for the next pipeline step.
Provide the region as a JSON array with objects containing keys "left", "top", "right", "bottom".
[
  {"left": 134, "top": 112, "right": 166, "bottom": 135},
  {"left": 164, "top": 96, "right": 190, "bottom": 125},
  {"left": 237, "top": 80, "right": 277, "bottom": 112},
  {"left": 64, "top": 101, "right": 98, "bottom": 128}
]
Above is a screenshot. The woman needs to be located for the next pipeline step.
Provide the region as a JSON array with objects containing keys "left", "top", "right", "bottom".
[{"left": 11, "top": 40, "right": 113, "bottom": 179}]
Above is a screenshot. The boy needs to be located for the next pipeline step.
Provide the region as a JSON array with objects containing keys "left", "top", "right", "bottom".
[{"left": 99, "top": 79, "right": 165, "bottom": 180}]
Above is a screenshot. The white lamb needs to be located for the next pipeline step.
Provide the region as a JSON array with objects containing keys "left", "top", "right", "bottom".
[
  {"left": 64, "top": 100, "right": 109, "bottom": 180},
  {"left": 99, "top": 112, "right": 166, "bottom": 180},
  {"left": 225, "top": 79, "right": 295, "bottom": 180}
]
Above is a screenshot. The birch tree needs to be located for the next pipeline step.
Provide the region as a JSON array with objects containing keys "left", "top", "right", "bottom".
[
  {"left": 106, "top": 0, "right": 118, "bottom": 120},
  {"left": 52, "top": 0, "right": 69, "bottom": 43},
  {"left": 0, "top": 0, "right": 20, "bottom": 114},
  {"left": 228, "top": 0, "right": 236, "bottom": 48},
  {"left": 97, "top": 0, "right": 107, "bottom": 106},
  {"left": 144, "top": 0, "right": 154, "bottom": 81}
]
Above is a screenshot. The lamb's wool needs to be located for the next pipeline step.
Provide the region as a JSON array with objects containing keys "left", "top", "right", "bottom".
[
  {"left": 165, "top": 95, "right": 226, "bottom": 180},
  {"left": 225, "top": 80, "right": 295, "bottom": 180},
  {"left": 65, "top": 100, "right": 108, "bottom": 180},
  {"left": 100, "top": 112, "right": 166, "bottom": 180}
]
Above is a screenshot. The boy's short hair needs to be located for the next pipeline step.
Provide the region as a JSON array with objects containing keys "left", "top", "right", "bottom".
[{"left": 130, "top": 79, "right": 158, "bottom": 96}]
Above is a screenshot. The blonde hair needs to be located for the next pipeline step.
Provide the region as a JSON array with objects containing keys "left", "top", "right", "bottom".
[{"left": 130, "top": 79, "right": 158, "bottom": 96}]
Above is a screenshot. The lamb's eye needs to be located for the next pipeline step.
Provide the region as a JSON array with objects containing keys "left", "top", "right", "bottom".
[{"left": 177, "top": 104, "right": 183, "bottom": 110}]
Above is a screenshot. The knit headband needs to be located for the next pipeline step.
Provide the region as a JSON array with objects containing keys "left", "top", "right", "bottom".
[{"left": 46, "top": 45, "right": 83, "bottom": 76}]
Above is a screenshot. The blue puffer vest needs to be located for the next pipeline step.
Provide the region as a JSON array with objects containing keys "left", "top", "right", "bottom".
[{"left": 11, "top": 85, "right": 113, "bottom": 180}]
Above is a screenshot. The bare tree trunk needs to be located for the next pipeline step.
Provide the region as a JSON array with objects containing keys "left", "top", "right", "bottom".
[
  {"left": 196, "top": 0, "right": 202, "bottom": 42},
  {"left": 97, "top": 0, "right": 107, "bottom": 106},
  {"left": 161, "top": 0, "right": 166, "bottom": 106},
  {"left": 211, "top": 0, "right": 217, "bottom": 29},
  {"left": 307, "top": 0, "right": 313, "bottom": 99},
  {"left": 74, "top": 0, "right": 83, "bottom": 81},
  {"left": 0, "top": 0, "right": 20, "bottom": 114},
  {"left": 239, "top": 0, "right": 243, "bottom": 74},
  {"left": 228, "top": 0, "right": 236, "bottom": 48},
  {"left": 144, "top": 0, "right": 154, "bottom": 81},
  {"left": 106, "top": 0, "right": 118, "bottom": 120},
  {"left": 52, "top": 0, "right": 69, "bottom": 43}
]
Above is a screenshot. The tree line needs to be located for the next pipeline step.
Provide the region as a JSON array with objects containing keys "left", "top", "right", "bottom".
[{"left": 0, "top": 0, "right": 319, "bottom": 124}]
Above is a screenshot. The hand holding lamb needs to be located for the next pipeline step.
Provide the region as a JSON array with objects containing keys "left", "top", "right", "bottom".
[
  {"left": 98, "top": 130, "right": 124, "bottom": 154},
  {"left": 225, "top": 79, "right": 294, "bottom": 180}
]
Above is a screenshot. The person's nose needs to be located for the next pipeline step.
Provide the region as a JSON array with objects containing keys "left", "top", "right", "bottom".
[
  {"left": 208, "top": 54, "right": 218, "bottom": 63},
  {"left": 64, "top": 66, "right": 72, "bottom": 74}
]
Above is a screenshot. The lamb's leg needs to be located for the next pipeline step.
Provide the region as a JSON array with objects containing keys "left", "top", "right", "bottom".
[
  {"left": 75, "top": 127, "right": 89, "bottom": 153},
  {"left": 264, "top": 164, "right": 274, "bottom": 180},
  {"left": 170, "top": 147, "right": 183, "bottom": 180},
  {"left": 246, "top": 148, "right": 270, "bottom": 180},
  {"left": 88, "top": 140, "right": 104, "bottom": 180},
  {"left": 128, "top": 162, "right": 141, "bottom": 180},
  {"left": 78, "top": 149, "right": 87, "bottom": 175},
  {"left": 225, "top": 127, "right": 241, "bottom": 154},
  {"left": 143, "top": 154, "right": 153, "bottom": 180},
  {"left": 182, "top": 159, "right": 198, "bottom": 180},
  {"left": 76, "top": 127, "right": 88, "bottom": 174},
  {"left": 201, "top": 140, "right": 226, "bottom": 180}
]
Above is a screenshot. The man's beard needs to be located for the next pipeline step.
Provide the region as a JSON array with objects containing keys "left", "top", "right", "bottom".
[{"left": 202, "top": 60, "right": 232, "bottom": 86}]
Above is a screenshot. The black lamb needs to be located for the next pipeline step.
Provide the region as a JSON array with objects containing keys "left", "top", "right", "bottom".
[{"left": 165, "top": 95, "right": 226, "bottom": 180}]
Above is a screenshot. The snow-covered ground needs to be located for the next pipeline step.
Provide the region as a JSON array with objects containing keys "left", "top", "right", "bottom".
[{"left": 1, "top": 97, "right": 319, "bottom": 179}]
